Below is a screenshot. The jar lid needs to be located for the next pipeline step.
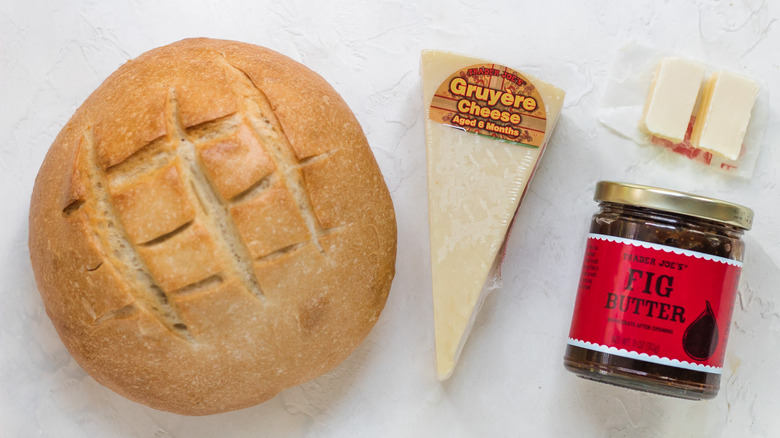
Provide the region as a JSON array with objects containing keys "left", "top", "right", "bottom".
[{"left": 594, "top": 181, "right": 754, "bottom": 230}]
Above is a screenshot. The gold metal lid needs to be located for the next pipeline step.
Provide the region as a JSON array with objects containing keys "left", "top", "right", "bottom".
[{"left": 594, "top": 181, "right": 754, "bottom": 230}]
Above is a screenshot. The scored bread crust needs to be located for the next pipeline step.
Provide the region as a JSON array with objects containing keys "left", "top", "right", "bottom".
[{"left": 28, "top": 38, "right": 396, "bottom": 415}]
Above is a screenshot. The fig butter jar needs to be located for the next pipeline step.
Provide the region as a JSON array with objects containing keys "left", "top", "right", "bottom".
[{"left": 564, "top": 181, "right": 753, "bottom": 400}]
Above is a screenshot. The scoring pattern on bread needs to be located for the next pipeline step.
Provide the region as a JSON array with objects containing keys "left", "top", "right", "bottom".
[{"left": 84, "top": 54, "right": 361, "bottom": 338}]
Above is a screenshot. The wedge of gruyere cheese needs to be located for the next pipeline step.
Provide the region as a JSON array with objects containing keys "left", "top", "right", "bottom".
[
  {"left": 691, "top": 70, "right": 759, "bottom": 160},
  {"left": 421, "top": 50, "right": 564, "bottom": 380},
  {"left": 640, "top": 57, "right": 705, "bottom": 143}
]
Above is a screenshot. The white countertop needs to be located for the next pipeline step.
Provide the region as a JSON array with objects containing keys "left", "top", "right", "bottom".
[{"left": 2, "top": 1, "right": 780, "bottom": 436}]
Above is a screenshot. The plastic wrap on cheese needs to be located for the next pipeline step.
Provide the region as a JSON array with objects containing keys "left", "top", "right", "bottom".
[{"left": 421, "top": 50, "right": 565, "bottom": 380}]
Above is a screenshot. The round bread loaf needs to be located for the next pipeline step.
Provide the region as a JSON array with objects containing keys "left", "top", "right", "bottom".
[{"left": 28, "top": 38, "right": 396, "bottom": 415}]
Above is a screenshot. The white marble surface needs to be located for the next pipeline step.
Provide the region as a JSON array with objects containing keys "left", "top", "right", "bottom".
[{"left": 2, "top": 0, "right": 780, "bottom": 436}]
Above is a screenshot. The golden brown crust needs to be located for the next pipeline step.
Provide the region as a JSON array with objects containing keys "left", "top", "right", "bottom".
[
  {"left": 197, "top": 123, "right": 276, "bottom": 200},
  {"left": 110, "top": 158, "right": 196, "bottom": 244},
  {"left": 28, "top": 38, "right": 396, "bottom": 415}
]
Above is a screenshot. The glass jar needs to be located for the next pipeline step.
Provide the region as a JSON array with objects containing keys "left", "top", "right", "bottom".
[{"left": 564, "top": 181, "right": 753, "bottom": 400}]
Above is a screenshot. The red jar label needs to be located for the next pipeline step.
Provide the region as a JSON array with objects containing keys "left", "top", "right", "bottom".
[{"left": 568, "top": 233, "right": 742, "bottom": 374}]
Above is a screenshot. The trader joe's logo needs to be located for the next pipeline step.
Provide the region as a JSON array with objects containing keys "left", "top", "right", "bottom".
[{"left": 429, "top": 63, "right": 547, "bottom": 148}]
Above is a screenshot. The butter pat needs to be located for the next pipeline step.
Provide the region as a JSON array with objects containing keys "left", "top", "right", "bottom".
[
  {"left": 421, "top": 50, "right": 564, "bottom": 380},
  {"left": 640, "top": 57, "right": 705, "bottom": 143},
  {"left": 691, "top": 71, "right": 759, "bottom": 161}
]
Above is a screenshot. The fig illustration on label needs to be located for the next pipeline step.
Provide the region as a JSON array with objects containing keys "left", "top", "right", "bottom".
[{"left": 682, "top": 301, "right": 719, "bottom": 361}]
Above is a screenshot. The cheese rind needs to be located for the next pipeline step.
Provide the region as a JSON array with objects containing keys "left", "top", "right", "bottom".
[
  {"left": 422, "top": 50, "right": 564, "bottom": 380},
  {"left": 691, "top": 71, "right": 759, "bottom": 161},
  {"left": 640, "top": 57, "right": 705, "bottom": 143}
]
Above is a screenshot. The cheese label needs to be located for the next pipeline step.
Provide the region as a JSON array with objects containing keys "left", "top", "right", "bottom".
[{"left": 428, "top": 63, "right": 548, "bottom": 148}]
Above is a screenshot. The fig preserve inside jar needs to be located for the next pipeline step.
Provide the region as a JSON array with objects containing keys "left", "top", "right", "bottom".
[{"left": 564, "top": 181, "right": 753, "bottom": 400}]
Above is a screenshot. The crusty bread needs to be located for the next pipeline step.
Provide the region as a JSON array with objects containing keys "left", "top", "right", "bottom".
[{"left": 28, "top": 38, "right": 396, "bottom": 415}]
